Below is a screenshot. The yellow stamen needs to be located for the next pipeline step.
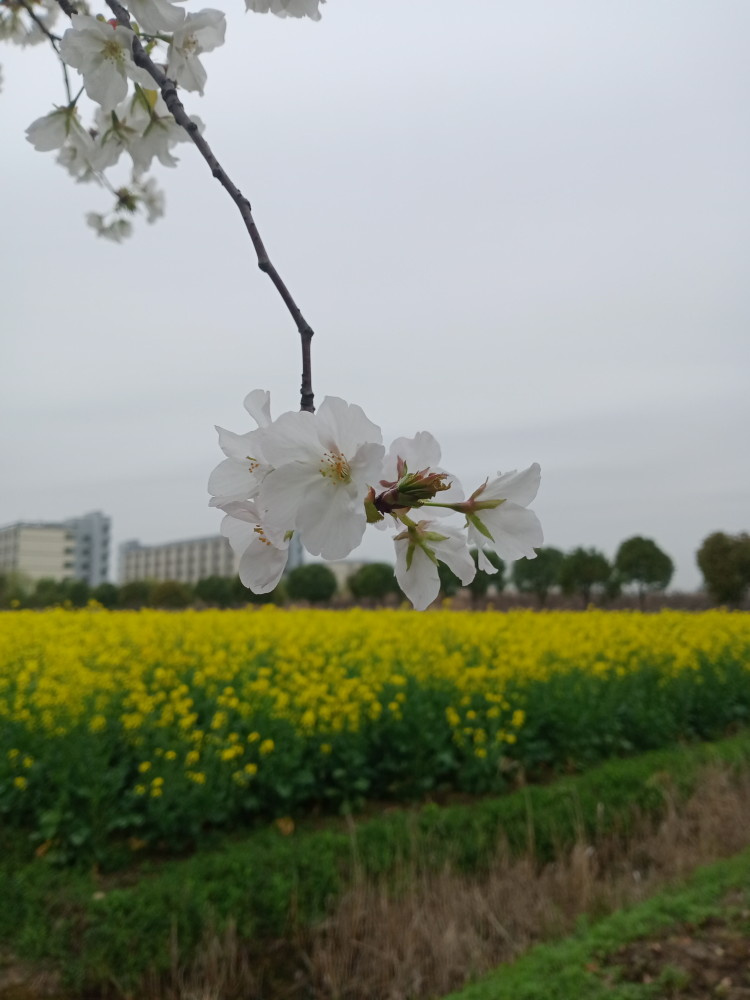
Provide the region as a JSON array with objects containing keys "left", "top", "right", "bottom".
[
  {"left": 320, "top": 449, "right": 351, "bottom": 484},
  {"left": 253, "top": 525, "right": 272, "bottom": 548}
]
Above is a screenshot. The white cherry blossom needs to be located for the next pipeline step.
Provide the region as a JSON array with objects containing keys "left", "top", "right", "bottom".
[
  {"left": 393, "top": 519, "right": 476, "bottom": 611},
  {"left": 26, "top": 105, "right": 88, "bottom": 152},
  {"left": 10, "top": 0, "right": 324, "bottom": 237},
  {"left": 89, "top": 95, "right": 145, "bottom": 171},
  {"left": 220, "top": 500, "right": 290, "bottom": 594},
  {"left": 136, "top": 177, "right": 165, "bottom": 222},
  {"left": 0, "top": 0, "right": 58, "bottom": 46},
  {"left": 57, "top": 136, "right": 100, "bottom": 181},
  {"left": 127, "top": 0, "right": 185, "bottom": 35},
  {"left": 259, "top": 396, "right": 384, "bottom": 560},
  {"left": 129, "top": 106, "right": 202, "bottom": 174},
  {"left": 27, "top": 105, "right": 108, "bottom": 186},
  {"left": 463, "top": 464, "right": 544, "bottom": 570},
  {"left": 245, "top": 0, "right": 325, "bottom": 20},
  {"left": 60, "top": 15, "right": 151, "bottom": 113},
  {"left": 85, "top": 212, "right": 133, "bottom": 241},
  {"left": 89, "top": 90, "right": 201, "bottom": 175},
  {"left": 210, "top": 393, "right": 542, "bottom": 606},
  {"left": 167, "top": 9, "right": 226, "bottom": 96},
  {"left": 209, "top": 389, "right": 275, "bottom": 508}
]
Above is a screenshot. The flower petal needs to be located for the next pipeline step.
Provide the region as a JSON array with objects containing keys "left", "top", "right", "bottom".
[
  {"left": 243, "top": 389, "right": 272, "bottom": 428},
  {"left": 475, "top": 548, "right": 499, "bottom": 574},
  {"left": 220, "top": 511, "right": 254, "bottom": 557},
  {"left": 220, "top": 500, "right": 289, "bottom": 549},
  {"left": 437, "top": 532, "right": 477, "bottom": 586},
  {"left": 470, "top": 504, "right": 543, "bottom": 561},
  {"left": 383, "top": 430, "right": 441, "bottom": 481},
  {"left": 297, "top": 482, "right": 365, "bottom": 559},
  {"left": 258, "top": 409, "right": 319, "bottom": 467},
  {"left": 317, "top": 396, "right": 382, "bottom": 456},
  {"left": 394, "top": 543, "right": 439, "bottom": 611},
  {"left": 258, "top": 461, "right": 320, "bottom": 530},
  {"left": 238, "top": 538, "right": 288, "bottom": 593},
  {"left": 208, "top": 457, "right": 258, "bottom": 504},
  {"left": 483, "top": 463, "right": 541, "bottom": 507},
  {"left": 348, "top": 441, "right": 387, "bottom": 490},
  {"left": 215, "top": 425, "right": 264, "bottom": 463}
]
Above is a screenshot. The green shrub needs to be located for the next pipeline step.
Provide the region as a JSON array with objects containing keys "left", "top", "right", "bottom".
[
  {"left": 117, "top": 580, "right": 153, "bottom": 609},
  {"left": 285, "top": 564, "right": 337, "bottom": 603},
  {"left": 92, "top": 582, "right": 119, "bottom": 608},
  {"left": 149, "top": 580, "right": 193, "bottom": 609},
  {"left": 347, "top": 562, "right": 398, "bottom": 602}
]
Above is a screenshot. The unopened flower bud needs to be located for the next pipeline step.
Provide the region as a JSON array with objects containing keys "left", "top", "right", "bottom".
[{"left": 374, "top": 465, "right": 452, "bottom": 516}]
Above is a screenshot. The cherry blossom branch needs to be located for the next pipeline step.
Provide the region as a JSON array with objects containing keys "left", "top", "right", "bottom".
[
  {"left": 53, "top": 0, "right": 315, "bottom": 414},
  {"left": 17, "top": 0, "right": 73, "bottom": 103},
  {"left": 109, "top": 0, "right": 316, "bottom": 414}
]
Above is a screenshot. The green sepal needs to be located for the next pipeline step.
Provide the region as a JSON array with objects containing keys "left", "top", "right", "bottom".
[
  {"left": 133, "top": 84, "right": 158, "bottom": 114},
  {"left": 413, "top": 532, "right": 440, "bottom": 565},
  {"left": 115, "top": 187, "right": 139, "bottom": 214},
  {"left": 405, "top": 542, "right": 415, "bottom": 571},
  {"left": 421, "top": 544, "right": 439, "bottom": 566},
  {"left": 422, "top": 531, "right": 449, "bottom": 544},
  {"left": 472, "top": 497, "right": 507, "bottom": 511},
  {"left": 466, "top": 512, "right": 495, "bottom": 542},
  {"left": 365, "top": 498, "right": 384, "bottom": 524}
]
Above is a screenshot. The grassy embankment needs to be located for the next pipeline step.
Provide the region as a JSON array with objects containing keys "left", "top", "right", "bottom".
[
  {"left": 4, "top": 733, "right": 750, "bottom": 997},
  {"left": 443, "top": 846, "right": 750, "bottom": 1000}
]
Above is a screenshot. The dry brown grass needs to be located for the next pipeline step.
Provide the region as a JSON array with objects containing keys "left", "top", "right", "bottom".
[{"left": 162, "top": 765, "right": 750, "bottom": 1000}]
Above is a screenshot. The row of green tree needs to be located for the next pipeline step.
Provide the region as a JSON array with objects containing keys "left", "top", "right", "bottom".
[
  {"left": 0, "top": 574, "right": 272, "bottom": 611},
  {"left": 437, "top": 536, "right": 676, "bottom": 610},
  {"left": 1, "top": 532, "right": 747, "bottom": 610},
  {"left": 490, "top": 531, "right": 749, "bottom": 608}
]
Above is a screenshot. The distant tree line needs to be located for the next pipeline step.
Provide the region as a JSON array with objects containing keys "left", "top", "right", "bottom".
[
  {"left": 0, "top": 574, "right": 273, "bottom": 611},
  {"left": 435, "top": 536, "right": 675, "bottom": 610},
  {"left": 1, "top": 532, "right": 748, "bottom": 610},
  {"left": 0, "top": 566, "right": 354, "bottom": 611}
]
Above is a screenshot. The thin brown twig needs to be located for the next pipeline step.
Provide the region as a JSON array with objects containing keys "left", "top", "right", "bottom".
[
  {"left": 53, "top": 0, "right": 315, "bottom": 413},
  {"left": 17, "top": 0, "right": 73, "bottom": 102}
]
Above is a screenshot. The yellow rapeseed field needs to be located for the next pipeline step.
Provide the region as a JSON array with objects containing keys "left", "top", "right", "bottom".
[{"left": 1, "top": 607, "right": 749, "bottom": 852}]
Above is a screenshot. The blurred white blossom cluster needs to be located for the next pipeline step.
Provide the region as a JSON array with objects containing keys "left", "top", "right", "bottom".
[
  {"left": 209, "top": 391, "right": 543, "bottom": 610},
  {"left": 1, "top": 0, "right": 325, "bottom": 237}
]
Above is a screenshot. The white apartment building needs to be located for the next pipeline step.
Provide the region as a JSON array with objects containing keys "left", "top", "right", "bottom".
[
  {"left": 119, "top": 535, "right": 235, "bottom": 584},
  {"left": 119, "top": 532, "right": 305, "bottom": 585},
  {"left": 0, "top": 511, "right": 111, "bottom": 587}
]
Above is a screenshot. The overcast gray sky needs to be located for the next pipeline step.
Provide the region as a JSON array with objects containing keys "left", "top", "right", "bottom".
[{"left": 2, "top": 0, "right": 749, "bottom": 590}]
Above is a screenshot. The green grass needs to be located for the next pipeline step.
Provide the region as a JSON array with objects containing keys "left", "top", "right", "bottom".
[
  {"left": 3, "top": 732, "right": 750, "bottom": 993},
  {"left": 441, "top": 848, "right": 750, "bottom": 1000}
]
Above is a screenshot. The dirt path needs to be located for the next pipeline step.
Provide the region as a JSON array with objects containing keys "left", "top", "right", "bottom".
[{"left": 599, "top": 894, "right": 750, "bottom": 998}]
